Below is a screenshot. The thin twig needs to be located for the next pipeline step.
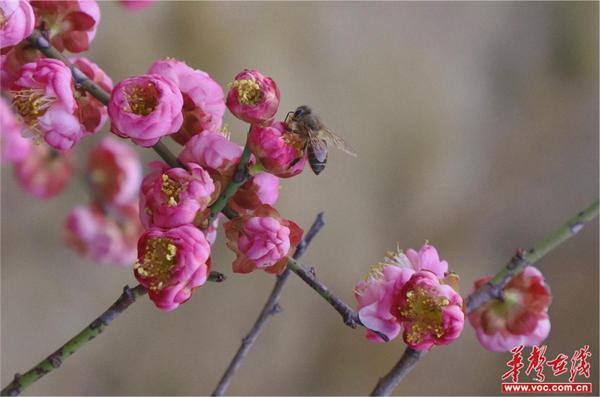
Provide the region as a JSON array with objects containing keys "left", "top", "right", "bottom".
[
  {"left": 206, "top": 145, "right": 252, "bottom": 224},
  {"left": 369, "top": 199, "right": 599, "bottom": 396},
  {"left": 370, "top": 348, "right": 423, "bottom": 396},
  {"left": 0, "top": 285, "right": 147, "bottom": 397},
  {"left": 26, "top": 29, "right": 181, "bottom": 169},
  {"left": 465, "top": 199, "right": 599, "bottom": 313},
  {"left": 212, "top": 213, "right": 325, "bottom": 396}
]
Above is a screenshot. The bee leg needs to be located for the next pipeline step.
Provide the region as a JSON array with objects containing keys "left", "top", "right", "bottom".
[{"left": 288, "top": 156, "right": 303, "bottom": 169}]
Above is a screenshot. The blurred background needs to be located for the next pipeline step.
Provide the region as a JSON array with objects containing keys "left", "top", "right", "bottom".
[{"left": 1, "top": 2, "right": 598, "bottom": 395}]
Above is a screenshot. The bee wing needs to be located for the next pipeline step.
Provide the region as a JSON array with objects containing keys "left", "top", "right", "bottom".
[
  {"left": 317, "top": 128, "right": 357, "bottom": 157},
  {"left": 307, "top": 130, "right": 329, "bottom": 162}
]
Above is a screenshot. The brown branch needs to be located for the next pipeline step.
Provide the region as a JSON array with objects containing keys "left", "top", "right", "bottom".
[
  {"left": 211, "top": 213, "right": 325, "bottom": 396},
  {"left": 370, "top": 348, "right": 423, "bottom": 396}
]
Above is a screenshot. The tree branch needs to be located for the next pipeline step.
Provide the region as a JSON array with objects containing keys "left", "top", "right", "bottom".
[
  {"left": 368, "top": 199, "right": 599, "bottom": 397},
  {"left": 0, "top": 271, "right": 225, "bottom": 397},
  {"left": 0, "top": 285, "right": 147, "bottom": 396},
  {"left": 465, "top": 198, "right": 599, "bottom": 313},
  {"left": 370, "top": 348, "right": 423, "bottom": 396},
  {"left": 212, "top": 213, "right": 325, "bottom": 396},
  {"left": 26, "top": 29, "right": 181, "bottom": 169}
]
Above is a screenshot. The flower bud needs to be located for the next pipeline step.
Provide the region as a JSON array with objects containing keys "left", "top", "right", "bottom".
[
  {"left": 108, "top": 74, "right": 183, "bottom": 147},
  {"left": 224, "top": 205, "right": 303, "bottom": 275},
  {"left": 247, "top": 121, "right": 306, "bottom": 178},
  {"left": 148, "top": 58, "right": 225, "bottom": 145},
  {"left": 71, "top": 57, "right": 113, "bottom": 134},
  {"left": 135, "top": 224, "right": 211, "bottom": 311},
  {"left": 226, "top": 69, "right": 280, "bottom": 124},
  {"left": 179, "top": 130, "right": 243, "bottom": 176},
  {"left": 0, "top": 0, "right": 35, "bottom": 49},
  {"left": 87, "top": 137, "right": 142, "bottom": 206},
  {"left": 139, "top": 161, "right": 216, "bottom": 229},
  {"left": 230, "top": 172, "right": 279, "bottom": 214},
  {"left": 468, "top": 266, "right": 552, "bottom": 352}
]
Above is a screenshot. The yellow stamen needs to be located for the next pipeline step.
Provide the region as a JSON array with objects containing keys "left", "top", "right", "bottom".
[
  {"left": 10, "top": 89, "right": 55, "bottom": 143},
  {"left": 124, "top": 83, "right": 158, "bottom": 115},
  {"left": 134, "top": 238, "right": 178, "bottom": 291},
  {"left": 399, "top": 287, "right": 450, "bottom": 344},
  {"left": 229, "top": 79, "right": 262, "bottom": 105},
  {"left": 161, "top": 173, "right": 183, "bottom": 207}
]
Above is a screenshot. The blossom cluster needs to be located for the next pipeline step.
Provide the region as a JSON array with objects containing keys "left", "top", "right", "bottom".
[{"left": 0, "top": 0, "right": 555, "bottom": 357}]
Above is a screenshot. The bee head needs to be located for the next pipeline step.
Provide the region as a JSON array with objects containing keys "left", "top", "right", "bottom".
[{"left": 293, "top": 105, "right": 311, "bottom": 119}]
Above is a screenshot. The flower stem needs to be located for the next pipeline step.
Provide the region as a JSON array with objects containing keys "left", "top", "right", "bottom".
[
  {"left": 212, "top": 213, "right": 325, "bottom": 396},
  {"left": 0, "top": 285, "right": 147, "bottom": 397},
  {"left": 465, "top": 198, "right": 599, "bottom": 313},
  {"left": 26, "top": 29, "right": 181, "bottom": 169},
  {"left": 207, "top": 145, "right": 252, "bottom": 224},
  {"left": 370, "top": 348, "right": 423, "bottom": 396}
]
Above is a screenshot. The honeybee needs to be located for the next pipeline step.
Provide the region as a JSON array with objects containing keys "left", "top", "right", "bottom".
[{"left": 285, "top": 105, "right": 357, "bottom": 175}]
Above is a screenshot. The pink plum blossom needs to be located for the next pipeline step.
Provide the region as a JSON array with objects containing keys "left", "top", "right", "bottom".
[
  {"left": 139, "top": 161, "right": 216, "bottom": 229},
  {"left": 226, "top": 69, "right": 280, "bottom": 125},
  {"left": 134, "top": 224, "right": 211, "bottom": 311},
  {"left": 65, "top": 202, "right": 143, "bottom": 266},
  {"left": 87, "top": 137, "right": 142, "bottom": 206},
  {"left": 355, "top": 243, "right": 455, "bottom": 343},
  {"left": 148, "top": 58, "right": 225, "bottom": 145},
  {"left": 0, "top": 97, "right": 31, "bottom": 163},
  {"left": 248, "top": 121, "right": 307, "bottom": 178},
  {"left": 394, "top": 270, "right": 464, "bottom": 351},
  {"left": 31, "top": 0, "right": 100, "bottom": 53},
  {"left": 224, "top": 205, "right": 303, "bottom": 275},
  {"left": 468, "top": 266, "right": 552, "bottom": 352},
  {"left": 13, "top": 143, "right": 74, "bottom": 198},
  {"left": 11, "top": 58, "right": 83, "bottom": 150},
  {"left": 230, "top": 172, "right": 279, "bottom": 214},
  {"left": 0, "top": 0, "right": 35, "bottom": 49},
  {"left": 71, "top": 57, "right": 113, "bottom": 134},
  {"left": 108, "top": 74, "right": 183, "bottom": 147},
  {"left": 179, "top": 130, "right": 244, "bottom": 176},
  {"left": 119, "top": 0, "right": 154, "bottom": 10},
  {"left": 205, "top": 212, "right": 224, "bottom": 246}
]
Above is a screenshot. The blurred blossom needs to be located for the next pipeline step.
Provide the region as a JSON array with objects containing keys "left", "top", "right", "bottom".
[
  {"left": 248, "top": 121, "right": 306, "bottom": 178},
  {"left": 0, "top": 97, "right": 31, "bottom": 163},
  {"left": 11, "top": 58, "right": 82, "bottom": 150},
  {"left": 70, "top": 57, "right": 113, "bottom": 134},
  {"left": 224, "top": 205, "right": 303, "bottom": 275},
  {"left": 139, "top": 161, "right": 215, "bottom": 229},
  {"left": 468, "top": 266, "right": 552, "bottom": 352},
  {"left": 148, "top": 58, "right": 224, "bottom": 145},
  {"left": 226, "top": 69, "right": 280, "bottom": 125},
  {"left": 108, "top": 74, "right": 183, "bottom": 147},
  {"left": 64, "top": 202, "right": 143, "bottom": 266},
  {"left": 134, "top": 224, "right": 211, "bottom": 311},
  {"left": 230, "top": 171, "right": 279, "bottom": 215},
  {"left": 13, "top": 143, "right": 73, "bottom": 198},
  {"left": 0, "top": 0, "right": 35, "bottom": 49},
  {"left": 87, "top": 137, "right": 141, "bottom": 206},
  {"left": 31, "top": 0, "right": 100, "bottom": 53},
  {"left": 119, "top": 0, "right": 154, "bottom": 10}
]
